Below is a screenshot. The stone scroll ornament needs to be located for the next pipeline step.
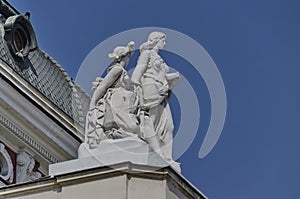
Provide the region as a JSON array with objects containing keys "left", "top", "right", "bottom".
[
  {"left": 16, "top": 151, "right": 41, "bottom": 183},
  {"left": 84, "top": 32, "right": 180, "bottom": 166}
]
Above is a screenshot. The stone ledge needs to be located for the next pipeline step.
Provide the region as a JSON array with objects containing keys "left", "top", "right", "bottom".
[
  {"left": 49, "top": 137, "right": 171, "bottom": 176},
  {"left": 1, "top": 162, "right": 207, "bottom": 199}
]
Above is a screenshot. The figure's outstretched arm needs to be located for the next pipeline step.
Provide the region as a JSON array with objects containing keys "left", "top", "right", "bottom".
[{"left": 90, "top": 66, "right": 123, "bottom": 107}]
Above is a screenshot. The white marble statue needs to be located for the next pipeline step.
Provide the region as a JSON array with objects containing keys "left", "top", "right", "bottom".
[
  {"left": 85, "top": 41, "right": 140, "bottom": 148},
  {"left": 83, "top": 32, "right": 180, "bottom": 169},
  {"left": 132, "top": 32, "right": 180, "bottom": 164}
]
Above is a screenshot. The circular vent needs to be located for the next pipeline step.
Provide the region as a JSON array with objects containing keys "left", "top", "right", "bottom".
[
  {"left": 14, "top": 27, "right": 28, "bottom": 53},
  {"left": 4, "top": 14, "right": 37, "bottom": 61}
]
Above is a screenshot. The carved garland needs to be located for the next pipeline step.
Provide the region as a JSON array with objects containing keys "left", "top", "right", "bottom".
[{"left": 0, "top": 113, "right": 58, "bottom": 163}]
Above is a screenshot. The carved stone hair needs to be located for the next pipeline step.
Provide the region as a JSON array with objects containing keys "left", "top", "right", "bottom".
[
  {"left": 140, "top": 32, "right": 166, "bottom": 52},
  {"left": 108, "top": 41, "right": 135, "bottom": 62}
]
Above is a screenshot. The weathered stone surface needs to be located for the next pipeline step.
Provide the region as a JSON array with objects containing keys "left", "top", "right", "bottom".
[
  {"left": 50, "top": 137, "right": 170, "bottom": 176},
  {"left": 16, "top": 151, "right": 41, "bottom": 183}
]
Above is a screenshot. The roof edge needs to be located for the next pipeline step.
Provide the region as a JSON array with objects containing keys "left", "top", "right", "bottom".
[{"left": 1, "top": 0, "right": 20, "bottom": 18}]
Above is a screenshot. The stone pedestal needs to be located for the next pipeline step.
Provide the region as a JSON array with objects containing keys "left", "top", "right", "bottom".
[
  {"left": 0, "top": 138, "right": 207, "bottom": 199},
  {"left": 49, "top": 137, "right": 179, "bottom": 176}
]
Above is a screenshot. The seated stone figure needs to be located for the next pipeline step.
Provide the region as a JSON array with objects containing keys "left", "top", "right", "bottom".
[{"left": 85, "top": 41, "right": 140, "bottom": 149}]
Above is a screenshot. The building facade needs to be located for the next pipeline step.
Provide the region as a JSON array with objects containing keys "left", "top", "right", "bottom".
[{"left": 0, "top": 0, "right": 89, "bottom": 186}]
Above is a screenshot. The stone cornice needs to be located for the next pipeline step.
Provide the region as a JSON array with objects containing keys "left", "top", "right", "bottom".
[
  {"left": 0, "top": 163, "right": 207, "bottom": 199},
  {"left": 0, "top": 58, "right": 83, "bottom": 142},
  {"left": 0, "top": 114, "right": 58, "bottom": 163}
]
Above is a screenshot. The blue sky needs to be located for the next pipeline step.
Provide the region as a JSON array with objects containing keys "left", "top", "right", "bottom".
[{"left": 8, "top": 0, "right": 300, "bottom": 198}]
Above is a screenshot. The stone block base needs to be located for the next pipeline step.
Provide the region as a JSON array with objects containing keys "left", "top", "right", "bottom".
[{"left": 49, "top": 137, "right": 180, "bottom": 176}]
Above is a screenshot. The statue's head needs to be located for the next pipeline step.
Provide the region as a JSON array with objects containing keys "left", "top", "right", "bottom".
[
  {"left": 108, "top": 41, "right": 135, "bottom": 63},
  {"left": 140, "top": 32, "right": 166, "bottom": 52},
  {"left": 148, "top": 32, "right": 165, "bottom": 42}
]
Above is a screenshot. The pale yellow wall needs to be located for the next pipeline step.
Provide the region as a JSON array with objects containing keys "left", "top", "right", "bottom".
[
  {"left": 128, "top": 177, "right": 166, "bottom": 199},
  {"left": 9, "top": 190, "right": 58, "bottom": 199},
  {"left": 62, "top": 175, "right": 127, "bottom": 199}
]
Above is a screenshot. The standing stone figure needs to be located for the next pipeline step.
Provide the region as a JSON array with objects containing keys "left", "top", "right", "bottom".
[
  {"left": 85, "top": 41, "right": 140, "bottom": 148},
  {"left": 132, "top": 32, "right": 180, "bottom": 164}
]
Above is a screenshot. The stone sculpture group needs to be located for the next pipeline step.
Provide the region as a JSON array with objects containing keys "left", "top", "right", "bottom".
[{"left": 84, "top": 32, "right": 180, "bottom": 167}]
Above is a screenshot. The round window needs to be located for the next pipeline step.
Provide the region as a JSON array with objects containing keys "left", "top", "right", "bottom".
[
  {"left": 4, "top": 15, "right": 38, "bottom": 61},
  {"left": 13, "top": 27, "right": 28, "bottom": 53}
]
